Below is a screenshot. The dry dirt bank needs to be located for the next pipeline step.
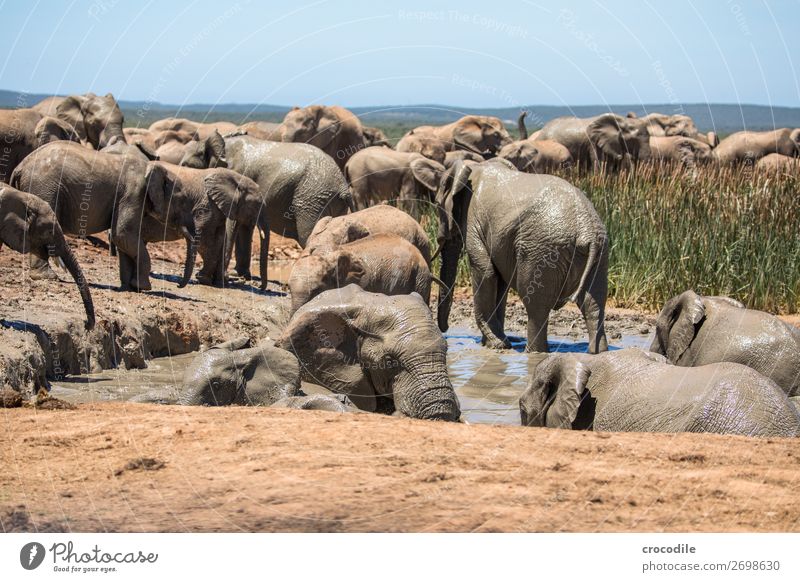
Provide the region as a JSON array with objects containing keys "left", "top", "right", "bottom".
[{"left": 1, "top": 402, "right": 798, "bottom": 533}]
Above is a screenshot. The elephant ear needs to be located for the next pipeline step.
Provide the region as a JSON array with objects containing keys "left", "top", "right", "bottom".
[
  {"left": 34, "top": 116, "right": 80, "bottom": 146},
  {"left": 205, "top": 130, "right": 228, "bottom": 168},
  {"left": 335, "top": 251, "right": 366, "bottom": 285},
  {"left": 434, "top": 160, "right": 473, "bottom": 244},
  {"left": 410, "top": 157, "right": 445, "bottom": 192},
  {"left": 275, "top": 307, "right": 374, "bottom": 409},
  {"left": 314, "top": 106, "right": 342, "bottom": 148},
  {"left": 588, "top": 115, "right": 624, "bottom": 160},
  {"left": 532, "top": 354, "right": 591, "bottom": 429},
  {"left": 55, "top": 95, "right": 88, "bottom": 142},
  {"left": 203, "top": 171, "right": 239, "bottom": 218},
  {"left": 654, "top": 291, "right": 705, "bottom": 363},
  {"left": 452, "top": 118, "right": 486, "bottom": 155},
  {"left": 144, "top": 163, "right": 175, "bottom": 218}
]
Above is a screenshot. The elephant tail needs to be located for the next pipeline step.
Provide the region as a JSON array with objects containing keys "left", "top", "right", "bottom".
[{"left": 572, "top": 236, "right": 605, "bottom": 302}]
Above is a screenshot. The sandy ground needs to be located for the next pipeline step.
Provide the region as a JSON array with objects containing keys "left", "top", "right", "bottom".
[{"left": 2, "top": 402, "right": 799, "bottom": 532}]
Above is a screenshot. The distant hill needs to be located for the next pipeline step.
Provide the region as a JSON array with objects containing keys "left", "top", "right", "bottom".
[{"left": 2, "top": 88, "right": 799, "bottom": 134}]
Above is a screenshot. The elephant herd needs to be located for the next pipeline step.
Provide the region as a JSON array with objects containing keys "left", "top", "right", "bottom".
[{"left": 1, "top": 92, "right": 799, "bottom": 438}]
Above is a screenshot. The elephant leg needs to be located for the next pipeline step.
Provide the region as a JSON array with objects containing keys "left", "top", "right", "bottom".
[
  {"left": 575, "top": 254, "right": 609, "bottom": 354},
  {"left": 114, "top": 233, "right": 152, "bottom": 291},
  {"left": 27, "top": 254, "right": 58, "bottom": 280},
  {"left": 234, "top": 223, "right": 254, "bottom": 279},
  {"left": 516, "top": 260, "right": 557, "bottom": 353},
  {"left": 469, "top": 245, "right": 511, "bottom": 349}
]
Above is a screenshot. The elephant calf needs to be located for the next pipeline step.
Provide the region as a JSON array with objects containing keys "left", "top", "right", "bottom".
[
  {"left": 179, "top": 337, "right": 300, "bottom": 406},
  {"left": 288, "top": 234, "right": 434, "bottom": 313},
  {"left": 276, "top": 284, "right": 461, "bottom": 420},
  {"left": 520, "top": 349, "right": 800, "bottom": 437},
  {"left": 651, "top": 291, "right": 800, "bottom": 396},
  {"left": 304, "top": 205, "right": 432, "bottom": 262}
]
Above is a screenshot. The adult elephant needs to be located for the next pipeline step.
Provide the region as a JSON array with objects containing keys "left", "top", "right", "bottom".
[
  {"left": 178, "top": 337, "right": 300, "bottom": 406},
  {"left": 647, "top": 136, "right": 714, "bottom": 167},
  {"left": 148, "top": 117, "right": 238, "bottom": 140},
  {"left": 756, "top": 153, "right": 800, "bottom": 172},
  {"left": 53, "top": 93, "right": 128, "bottom": 148},
  {"left": 396, "top": 130, "right": 448, "bottom": 164},
  {"left": 157, "top": 130, "right": 227, "bottom": 167},
  {"left": 397, "top": 115, "right": 512, "bottom": 160},
  {"left": 520, "top": 349, "right": 800, "bottom": 437},
  {"left": 182, "top": 134, "right": 351, "bottom": 287},
  {"left": 344, "top": 146, "right": 445, "bottom": 215},
  {"left": 238, "top": 120, "right": 283, "bottom": 141},
  {"left": 651, "top": 291, "right": 800, "bottom": 396},
  {"left": 0, "top": 184, "right": 95, "bottom": 329},
  {"left": 626, "top": 111, "right": 718, "bottom": 144},
  {"left": 11, "top": 142, "right": 195, "bottom": 290},
  {"left": 276, "top": 284, "right": 460, "bottom": 420},
  {"left": 436, "top": 160, "right": 608, "bottom": 353},
  {"left": 304, "top": 205, "right": 432, "bottom": 262},
  {"left": 536, "top": 113, "right": 650, "bottom": 170},
  {"left": 714, "top": 128, "right": 800, "bottom": 165},
  {"left": 280, "top": 105, "right": 364, "bottom": 170},
  {"left": 499, "top": 112, "right": 574, "bottom": 173},
  {"left": 288, "top": 234, "right": 434, "bottom": 313}
]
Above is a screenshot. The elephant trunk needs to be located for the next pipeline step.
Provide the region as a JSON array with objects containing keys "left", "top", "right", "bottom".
[
  {"left": 99, "top": 123, "right": 127, "bottom": 149},
  {"left": 436, "top": 237, "right": 462, "bottom": 333},
  {"left": 223, "top": 218, "right": 236, "bottom": 274},
  {"left": 178, "top": 224, "right": 197, "bottom": 288},
  {"left": 392, "top": 353, "right": 460, "bottom": 421},
  {"left": 55, "top": 236, "right": 96, "bottom": 330},
  {"left": 258, "top": 217, "right": 270, "bottom": 291},
  {"left": 517, "top": 111, "right": 528, "bottom": 140}
]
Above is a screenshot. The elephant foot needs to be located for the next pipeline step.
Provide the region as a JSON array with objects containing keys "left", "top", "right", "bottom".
[
  {"left": 482, "top": 335, "right": 512, "bottom": 350},
  {"left": 29, "top": 264, "right": 59, "bottom": 281}
]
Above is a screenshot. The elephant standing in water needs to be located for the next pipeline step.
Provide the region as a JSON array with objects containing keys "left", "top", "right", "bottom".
[
  {"left": 0, "top": 184, "right": 95, "bottom": 329},
  {"left": 276, "top": 285, "right": 460, "bottom": 420},
  {"left": 180, "top": 134, "right": 351, "bottom": 288},
  {"left": 520, "top": 349, "right": 800, "bottom": 437},
  {"left": 436, "top": 160, "right": 609, "bottom": 353},
  {"left": 651, "top": 291, "right": 800, "bottom": 396}
]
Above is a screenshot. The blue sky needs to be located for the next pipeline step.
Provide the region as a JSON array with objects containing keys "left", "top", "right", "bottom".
[{"left": 0, "top": 0, "right": 798, "bottom": 107}]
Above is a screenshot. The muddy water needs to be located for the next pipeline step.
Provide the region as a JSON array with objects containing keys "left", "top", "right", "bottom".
[{"left": 51, "top": 325, "right": 652, "bottom": 426}]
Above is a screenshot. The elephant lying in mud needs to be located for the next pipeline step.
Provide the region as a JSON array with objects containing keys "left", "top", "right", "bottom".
[
  {"left": 304, "top": 205, "right": 432, "bottom": 262},
  {"left": 179, "top": 337, "right": 301, "bottom": 406},
  {"left": 520, "top": 349, "right": 800, "bottom": 437},
  {"left": 651, "top": 291, "right": 800, "bottom": 396},
  {"left": 288, "top": 234, "right": 435, "bottom": 313},
  {"left": 0, "top": 184, "right": 95, "bottom": 329},
  {"left": 436, "top": 159, "right": 608, "bottom": 353},
  {"left": 275, "top": 285, "right": 461, "bottom": 420}
]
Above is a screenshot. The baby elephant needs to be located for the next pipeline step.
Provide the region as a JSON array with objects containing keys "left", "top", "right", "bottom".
[
  {"left": 179, "top": 337, "right": 301, "bottom": 406},
  {"left": 288, "top": 233, "right": 435, "bottom": 313},
  {"left": 652, "top": 290, "right": 800, "bottom": 396},
  {"left": 520, "top": 349, "right": 800, "bottom": 437}
]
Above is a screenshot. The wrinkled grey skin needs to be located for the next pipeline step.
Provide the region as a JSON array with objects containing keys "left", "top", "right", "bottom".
[
  {"left": 289, "top": 234, "right": 433, "bottom": 313},
  {"left": 436, "top": 160, "right": 609, "bottom": 353},
  {"left": 272, "top": 393, "right": 355, "bottom": 412},
  {"left": 647, "top": 136, "right": 715, "bottom": 167},
  {"left": 179, "top": 337, "right": 301, "bottom": 406},
  {"left": 200, "top": 135, "right": 351, "bottom": 288},
  {"left": 714, "top": 128, "right": 800, "bottom": 165},
  {"left": 0, "top": 184, "right": 95, "bottom": 329},
  {"left": 536, "top": 113, "right": 651, "bottom": 170},
  {"left": 304, "top": 205, "right": 432, "bottom": 263},
  {"left": 520, "top": 349, "right": 800, "bottom": 437},
  {"left": 276, "top": 284, "right": 460, "bottom": 420},
  {"left": 345, "top": 146, "right": 445, "bottom": 216},
  {"left": 11, "top": 142, "right": 195, "bottom": 290},
  {"left": 651, "top": 291, "right": 800, "bottom": 396}
]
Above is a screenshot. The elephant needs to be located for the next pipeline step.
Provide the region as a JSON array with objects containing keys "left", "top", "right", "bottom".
[
  {"left": 756, "top": 153, "right": 800, "bottom": 172},
  {"left": 499, "top": 111, "right": 574, "bottom": 173},
  {"left": 271, "top": 394, "right": 354, "bottom": 412},
  {"left": 275, "top": 284, "right": 460, "bottom": 420},
  {"left": 178, "top": 337, "right": 300, "bottom": 406},
  {"left": 304, "top": 205, "right": 432, "bottom": 263},
  {"left": 344, "top": 146, "right": 445, "bottom": 215},
  {"left": 397, "top": 115, "right": 512, "bottom": 159},
  {"left": 519, "top": 349, "right": 800, "bottom": 437},
  {"left": 535, "top": 113, "right": 651, "bottom": 170},
  {"left": 626, "top": 111, "right": 719, "bottom": 147},
  {"left": 0, "top": 183, "right": 95, "bottom": 329},
  {"left": 361, "top": 125, "right": 391, "bottom": 148},
  {"left": 280, "top": 105, "right": 365, "bottom": 169},
  {"left": 53, "top": 93, "right": 128, "bottom": 149},
  {"left": 10, "top": 142, "right": 226, "bottom": 290},
  {"left": 396, "top": 130, "right": 448, "bottom": 164},
  {"left": 288, "top": 234, "right": 434, "bottom": 313},
  {"left": 714, "top": 128, "right": 800, "bottom": 165},
  {"left": 148, "top": 117, "right": 238, "bottom": 140},
  {"left": 33, "top": 116, "right": 81, "bottom": 148},
  {"left": 443, "top": 150, "right": 485, "bottom": 168},
  {"left": 651, "top": 290, "right": 800, "bottom": 396},
  {"left": 157, "top": 130, "right": 227, "bottom": 168},
  {"left": 435, "top": 160, "right": 609, "bottom": 353},
  {"left": 182, "top": 134, "right": 351, "bottom": 288},
  {"left": 647, "top": 136, "right": 714, "bottom": 166},
  {"left": 237, "top": 120, "right": 283, "bottom": 141}
]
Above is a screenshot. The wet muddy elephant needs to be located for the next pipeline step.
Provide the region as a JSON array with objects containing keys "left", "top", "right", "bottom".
[
  {"left": 288, "top": 234, "right": 434, "bottom": 313},
  {"left": 436, "top": 160, "right": 609, "bottom": 353},
  {"left": 520, "top": 349, "right": 800, "bottom": 437},
  {"left": 179, "top": 337, "right": 300, "bottom": 406},
  {"left": 0, "top": 184, "right": 95, "bottom": 329},
  {"left": 651, "top": 291, "right": 800, "bottom": 396},
  {"left": 276, "top": 284, "right": 460, "bottom": 420}
]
